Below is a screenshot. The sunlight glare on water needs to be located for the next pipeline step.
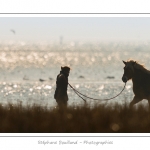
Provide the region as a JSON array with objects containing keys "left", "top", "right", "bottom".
[{"left": 0, "top": 41, "right": 149, "bottom": 107}]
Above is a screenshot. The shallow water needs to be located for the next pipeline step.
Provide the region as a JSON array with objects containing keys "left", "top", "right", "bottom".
[{"left": 0, "top": 41, "right": 150, "bottom": 107}]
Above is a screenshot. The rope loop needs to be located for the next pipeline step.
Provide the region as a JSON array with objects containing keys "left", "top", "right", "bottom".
[{"left": 68, "top": 82, "right": 126, "bottom": 102}]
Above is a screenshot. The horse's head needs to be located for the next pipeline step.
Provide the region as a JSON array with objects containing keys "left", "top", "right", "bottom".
[{"left": 122, "top": 60, "right": 136, "bottom": 83}]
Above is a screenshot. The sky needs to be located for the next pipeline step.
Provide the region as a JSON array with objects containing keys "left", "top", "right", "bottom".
[{"left": 1, "top": 17, "right": 150, "bottom": 43}]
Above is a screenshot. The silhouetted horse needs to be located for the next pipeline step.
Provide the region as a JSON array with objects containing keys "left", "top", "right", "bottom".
[{"left": 122, "top": 60, "right": 150, "bottom": 109}]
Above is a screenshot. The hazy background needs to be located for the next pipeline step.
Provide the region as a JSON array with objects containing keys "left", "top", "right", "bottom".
[
  {"left": 1, "top": 17, "right": 150, "bottom": 43},
  {"left": 0, "top": 17, "right": 150, "bottom": 107}
]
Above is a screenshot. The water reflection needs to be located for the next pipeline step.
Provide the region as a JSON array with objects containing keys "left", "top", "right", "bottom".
[
  {"left": 0, "top": 41, "right": 149, "bottom": 108},
  {"left": 0, "top": 81, "right": 135, "bottom": 108}
]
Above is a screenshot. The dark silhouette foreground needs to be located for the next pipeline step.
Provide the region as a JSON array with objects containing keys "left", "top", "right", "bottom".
[{"left": 0, "top": 103, "right": 150, "bottom": 133}]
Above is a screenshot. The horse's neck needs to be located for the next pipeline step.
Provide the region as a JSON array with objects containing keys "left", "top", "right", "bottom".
[
  {"left": 132, "top": 68, "right": 145, "bottom": 84},
  {"left": 132, "top": 69, "right": 142, "bottom": 83}
]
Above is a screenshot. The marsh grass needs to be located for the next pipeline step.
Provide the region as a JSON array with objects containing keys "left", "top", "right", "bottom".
[{"left": 0, "top": 103, "right": 150, "bottom": 133}]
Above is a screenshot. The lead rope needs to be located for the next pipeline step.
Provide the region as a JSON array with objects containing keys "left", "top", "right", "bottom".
[{"left": 68, "top": 82, "right": 126, "bottom": 102}]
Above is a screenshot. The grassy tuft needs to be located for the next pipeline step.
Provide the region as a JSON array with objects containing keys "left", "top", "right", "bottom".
[{"left": 0, "top": 103, "right": 149, "bottom": 133}]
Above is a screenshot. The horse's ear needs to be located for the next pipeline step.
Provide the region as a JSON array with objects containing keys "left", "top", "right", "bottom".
[
  {"left": 133, "top": 61, "right": 136, "bottom": 66},
  {"left": 122, "top": 60, "right": 127, "bottom": 65}
]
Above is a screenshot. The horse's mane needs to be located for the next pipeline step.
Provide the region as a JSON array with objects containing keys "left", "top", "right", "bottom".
[{"left": 127, "top": 59, "right": 150, "bottom": 73}]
